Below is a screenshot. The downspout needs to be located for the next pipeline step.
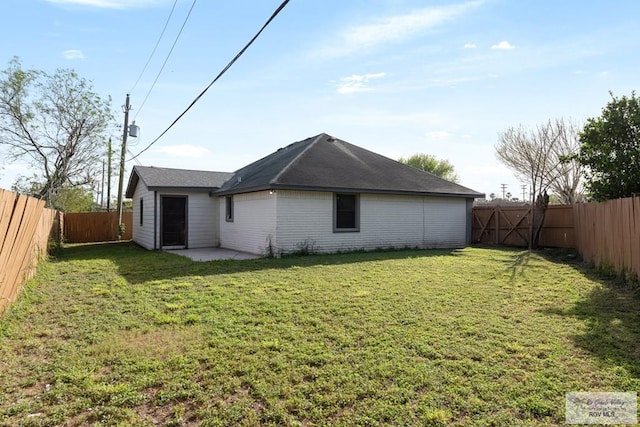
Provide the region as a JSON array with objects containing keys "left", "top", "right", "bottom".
[{"left": 154, "top": 191, "right": 158, "bottom": 250}]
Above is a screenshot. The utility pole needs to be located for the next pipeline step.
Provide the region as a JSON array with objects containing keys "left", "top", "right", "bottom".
[
  {"left": 107, "top": 138, "right": 112, "bottom": 212},
  {"left": 521, "top": 184, "right": 527, "bottom": 203},
  {"left": 500, "top": 183, "right": 508, "bottom": 200},
  {"left": 116, "top": 94, "right": 131, "bottom": 237},
  {"left": 100, "top": 160, "right": 105, "bottom": 209}
]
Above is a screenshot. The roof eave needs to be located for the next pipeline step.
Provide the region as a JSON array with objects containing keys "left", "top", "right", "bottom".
[
  {"left": 214, "top": 184, "right": 272, "bottom": 196},
  {"left": 147, "top": 186, "right": 222, "bottom": 194},
  {"left": 214, "top": 183, "right": 483, "bottom": 198},
  {"left": 124, "top": 168, "right": 141, "bottom": 198},
  {"left": 270, "top": 185, "right": 483, "bottom": 198}
]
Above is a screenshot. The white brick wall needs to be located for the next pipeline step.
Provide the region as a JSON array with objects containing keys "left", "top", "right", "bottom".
[
  {"left": 273, "top": 190, "right": 466, "bottom": 254},
  {"left": 134, "top": 185, "right": 468, "bottom": 254},
  {"left": 219, "top": 190, "right": 277, "bottom": 255}
]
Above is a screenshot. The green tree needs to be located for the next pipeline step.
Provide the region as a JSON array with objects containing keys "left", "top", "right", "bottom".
[
  {"left": 578, "top": 92, "right": 640, "bottom": 201},
  {"left": 398, "top": 153, "right": 459, "bottom": 183},
  {"left": 0, "top": 57, "right": 113, "bottom": 205},
  {"left": 11, "top": 176, "right": 95, "bottom": 212},
  {"left": 51, "top": 187, "right": 95, "bottom": 213}
]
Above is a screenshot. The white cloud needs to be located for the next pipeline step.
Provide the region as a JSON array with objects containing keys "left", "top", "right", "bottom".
[
  {"left": 321, "top": 1, "right": 483, "bottom": 57},
  {"left": 464, "top": 42, "right": 477, "bottom": 49},
  {"left": 337, "top": 72, "right": 386, "bottom": 94},
  {"left": 491, "top": 41, "right": 515, "bottom": 50},
  {"left": 151, "top": 144, "right": 212, "bottom": 157},
  {"left": 63, "top": 49, "right": 85, "bottom": 60},
  {"left": 426, "top": 130, "right": 452, "bottom": 140},
  {"left": 45, "top": 0, "right": 164, "bottom": 9}
]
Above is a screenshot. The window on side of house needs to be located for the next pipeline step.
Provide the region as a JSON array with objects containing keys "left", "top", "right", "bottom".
[
  {"left": 334, "top": 193, "right": 359, "bottom": 232},
  {"left": 225, "top": 195, "right": 234, "bottom": 222},
  {"left": 139, "top": 198, "right": 144, "bottom": 226}
]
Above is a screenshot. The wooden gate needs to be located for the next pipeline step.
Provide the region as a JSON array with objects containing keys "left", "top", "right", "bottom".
[{"left": 472, "top": 205, "right": 574, "bottom": 248}]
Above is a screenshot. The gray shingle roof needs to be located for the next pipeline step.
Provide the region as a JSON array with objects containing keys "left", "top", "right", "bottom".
[
  {"left": 216, "top": 133, "right": 484, "bottom": 198},
  {"left": 126, "top": 133, "right": 484, "bottom": 199},
  {"left": 125, "top": 166, "right": 233, "bottom": 198}
]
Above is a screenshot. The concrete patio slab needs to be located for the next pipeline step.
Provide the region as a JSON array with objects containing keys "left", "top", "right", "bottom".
[{"left": 164, "top": 247, "right": 261, "bottom": 261}]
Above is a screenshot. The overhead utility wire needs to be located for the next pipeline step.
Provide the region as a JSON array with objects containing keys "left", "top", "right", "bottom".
[
  {"left": 129, "top": 0, "right": 291, "bottom": 161},
  {"left": 128, "top": 0, "right": 179, "bottom": 95},
  {"left": 127, "top": 148, "right": 143, "bottom": 166},
  {"left": 133, "top": 0, "right": 198, "bottom": 120}
]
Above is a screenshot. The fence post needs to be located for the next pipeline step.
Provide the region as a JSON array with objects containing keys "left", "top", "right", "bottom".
[{"left": 495, "top": 206, "right": 500, "bottom": 244}]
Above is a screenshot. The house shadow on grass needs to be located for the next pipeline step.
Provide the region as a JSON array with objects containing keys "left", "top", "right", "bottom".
[
  {"left": 54, "top": 241, "right": 464, "bottom": 285},
  {"left": 535, "top": 249, "right": 640, "bottom": 382}
]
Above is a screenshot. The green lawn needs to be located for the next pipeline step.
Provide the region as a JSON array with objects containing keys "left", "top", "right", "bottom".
[{"left": 0, "top": 243, "right": 638, "bottom": 426}]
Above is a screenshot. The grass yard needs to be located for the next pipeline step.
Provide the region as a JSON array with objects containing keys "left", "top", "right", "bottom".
[{"left": 0, "top": 243, "right": 638, "bottom": 426}]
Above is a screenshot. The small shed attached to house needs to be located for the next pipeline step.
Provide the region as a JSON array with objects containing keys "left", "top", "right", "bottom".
[
  {"left": 125, "top": 167, "right": 232, "bottom": 250},
  {"left": 126, "top": 133, "right": 484, "bottom": 255}
]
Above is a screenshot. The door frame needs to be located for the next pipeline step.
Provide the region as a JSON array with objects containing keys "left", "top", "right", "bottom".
[{"left": 159, "top": 195, "right": 188, "bottom": 249}]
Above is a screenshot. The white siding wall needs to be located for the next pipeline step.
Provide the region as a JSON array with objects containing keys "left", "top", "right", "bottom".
[
  {"left": 274, "top": 190, "right": 467, "bottom": 254},
  {"left": 131, "top": 183, "right": 155, "bottom": 250},
  {"left": 157, "top": 191, "right": 219, "bottom": 249},
  {"left": 423, "top": 196, "right": 467, "bottom": 247},
  {"left": 219, "top": 191, "right": 277, "bottom": 255}
]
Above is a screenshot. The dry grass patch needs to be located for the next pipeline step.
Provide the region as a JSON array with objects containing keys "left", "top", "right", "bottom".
[{"left": 90, "top": 327, "right": 206, "bottom": 361}]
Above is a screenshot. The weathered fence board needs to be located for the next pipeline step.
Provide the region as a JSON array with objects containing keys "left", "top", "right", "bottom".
[
  {"left": 472, "top": 205, "right": 574, "bottom": 248},
  {"left": 0, "top": 189, "right": 59, "bottom": 315},
  {"left": 63, "top": 211, "right": 132, "bottom": 243},
  {"left": 574, "top": 196, "right": 640, "bottom": 281}
]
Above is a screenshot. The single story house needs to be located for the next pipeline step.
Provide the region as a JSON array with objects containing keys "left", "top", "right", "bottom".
[{"left": 125, "top": 133, "right": 484, "bottom": 255}]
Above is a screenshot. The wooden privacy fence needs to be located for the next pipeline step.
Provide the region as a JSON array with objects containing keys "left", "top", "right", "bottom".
[
  {"left": 472, "top": 205, "right": 574, "bottom": 248},
  {"left": 574, "top": 196, "right": 640, "bottom": 281},
  {"left": 64, "top": 211, "right": 132, "bottom": 243},
  {"left": 0, "top": 188, "right": 60, "bottom": 315}
]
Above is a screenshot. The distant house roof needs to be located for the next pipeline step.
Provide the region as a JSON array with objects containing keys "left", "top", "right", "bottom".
[
  {"left": 216, "top": 133, "right": 484, "bottom": 198},
  {"left": 125, "top": 166, "right": 233, "bottom": 198}
]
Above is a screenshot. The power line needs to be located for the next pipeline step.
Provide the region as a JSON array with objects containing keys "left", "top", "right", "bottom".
[
  {"left": 127, "top": 148, "right": 143, "bottom": 166},
  {"left": 129, "top": 0, "right": 179, "bottom": 95},
  {"left": 133, "top": 0, "right": 198, "bottom": 120},
  {"left": 129, "top": 0, "right": 291, "bottom": 162}
]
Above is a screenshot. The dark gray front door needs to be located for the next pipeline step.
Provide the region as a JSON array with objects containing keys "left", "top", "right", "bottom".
[{"left": 161, "top": 196, "right": 187, "bottom": 247}]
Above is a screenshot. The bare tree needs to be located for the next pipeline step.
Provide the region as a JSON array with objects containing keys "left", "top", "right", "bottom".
[
  {"left": 0, "top": 58, "right": 113, "bottom": 204},
  {"left": 495, "top": 118, "right": 582, "bottom": 248},
  {"left": 548, "top": 119, "right": 583, "bottom": 204}
]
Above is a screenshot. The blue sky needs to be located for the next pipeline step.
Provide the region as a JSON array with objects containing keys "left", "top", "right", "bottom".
[{"left": 1, "top": 0, "right": 639, "bottom": 199}]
